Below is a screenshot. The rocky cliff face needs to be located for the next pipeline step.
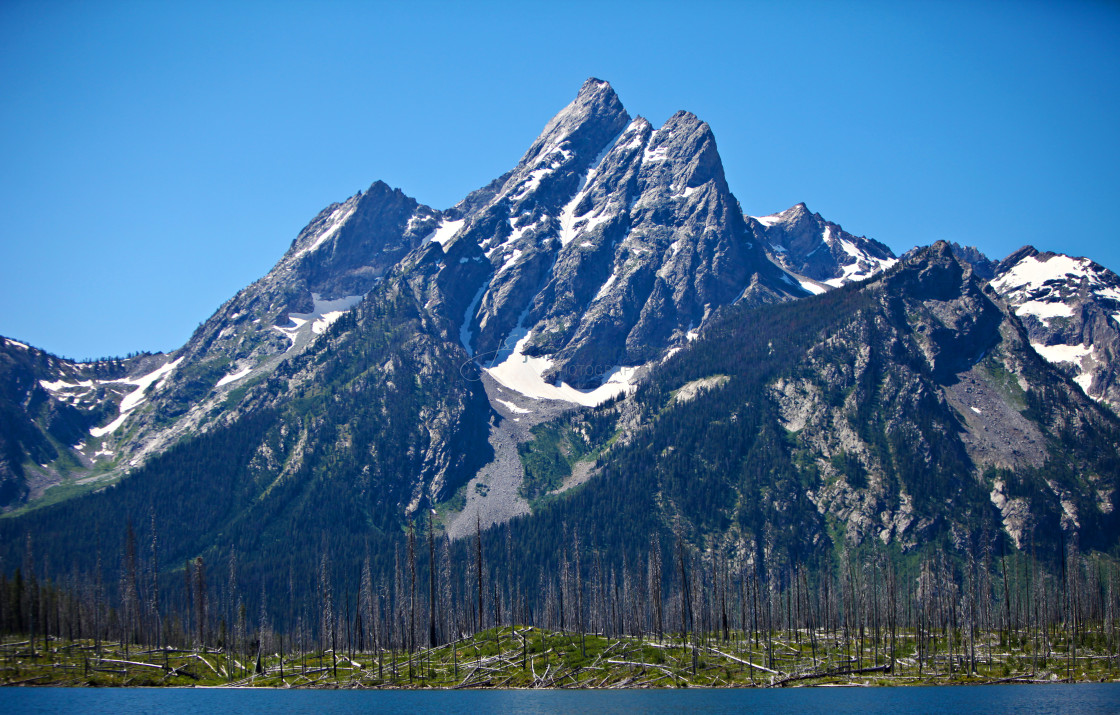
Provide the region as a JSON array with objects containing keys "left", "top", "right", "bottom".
[{"left": 849, "top": 241, "right": 1120, "bottom": 415}]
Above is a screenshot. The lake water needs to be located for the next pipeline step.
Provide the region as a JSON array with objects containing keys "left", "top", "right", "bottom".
[{"left": 5, "top": 683, "right": 1119, "bottom": 714}]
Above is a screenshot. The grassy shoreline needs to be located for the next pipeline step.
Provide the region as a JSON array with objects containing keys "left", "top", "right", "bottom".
[{"left": 3, "top": 627, "right": 1118, "bottom": 689}]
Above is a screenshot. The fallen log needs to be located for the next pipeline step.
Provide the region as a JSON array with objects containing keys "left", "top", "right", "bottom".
[
  {"left": 190, "top": 653, "right": 220, "bottom": 675},
  {"left": 3, "top": 674, "right": 50, "bottom": 685},
  {"left": 607, "top": 658, "right": 677, "bottom": 680},
  {"left": 98, "top": 657, "right": 167, "bottom": 671},
  {"left": 704, "top": 646, "right": 781, "bottom": 674},
  {"left": 775, "top": 661, "right": 892, "bottom": 686}
]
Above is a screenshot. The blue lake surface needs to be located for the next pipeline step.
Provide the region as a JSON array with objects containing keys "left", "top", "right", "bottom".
[{"left": 4, "top": 683, "right": 1119, "bottom": 714}]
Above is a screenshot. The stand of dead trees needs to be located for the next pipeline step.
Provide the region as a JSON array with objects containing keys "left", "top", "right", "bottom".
[{"left": 3, "top": 519, "right": 1119, "bottom": 685}]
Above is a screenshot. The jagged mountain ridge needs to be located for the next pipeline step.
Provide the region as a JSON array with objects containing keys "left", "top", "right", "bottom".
[
  {"left": 4, "top": 182, "right": 448, "bottom": 509},
  {"left": 0, "top": 339, "right": 158, "bottom": 505},
  {"left": 438, "top": 79, "right": 802, "bottom": 391},
  {"left": 739, "top": 197, "right": 1120, "bottom": 415},
  {"left": 897, "top": 242, "right": 1120, "bottom": 411}
]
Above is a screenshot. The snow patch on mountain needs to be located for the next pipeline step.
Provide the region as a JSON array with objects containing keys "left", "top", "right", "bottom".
[
  {"left": 88, "top": 357, "right": 185, "bottom": 437},
  {"left": 556, "top": 126, "right": 629, "bottom": 248},
  {"left": 1031, "top": 341, "right": 1093, "bottom": 365},
  {"left": 822, "top": 235, "right": 897, "bottom": 287},
  {"left": 751, "top": 204, "right": 804, "bottom": 228},
  {"left": 43, "top": 357, "right": 185, "bottom": 436},
  {"left": 90, "top": 414, "right": 128, "bottom": 439},
  {"left": 992, "top": 253, "right": 1092, "bottom": 295},
  {"left": 119, "top": 359, "right": 181, "bottom": 414},
  {"left": 485, "top": 331, "right": 636, "bottom": 407},
  {"left": 798, "top": 279, "right": 828, "bottom": 295},
  {"left": 460, "top": 282, "right": 489, "bottom": 357},
  {"left": 494, "top": 398, "right": 531, "bottom": 414},
  {"left": 500, "top": 219, "right": 536, "bottom": 250},
  {"left": 1014, "top": 300, "right": 1075, "bottom": 324},
  {"left": 273, "top": 293, "right": 364, "bottom": 347},
  {"left": 594, "top": 269, "right": 619, "bottom": 302},
  {"left": 1074, "top": 372, "right": 1094, "bottom": 394},
  {"left": 519, "top": 167, "right": 558, "bottom": 196},
  {"left": 40, "top": 378, "right": 92, "bottom": 392},
  {"left": 427, "top": 219, "right": 466, "bottom": 247},
  {"left": 752, "top": 213, "right": 782, "bottom": 227},
  {"left": 497, "top": 249, "right": 523, "bottom": 274},
  {"left": 216, "top": 366, "right": 253, "bottom": 387}
]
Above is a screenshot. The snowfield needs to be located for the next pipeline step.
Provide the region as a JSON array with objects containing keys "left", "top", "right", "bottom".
[
  {"left": 427, "top": 219, "right": 466, "bottom": 247},
  {"left": 1014, "top": 300, "right": 1075, "bottom": 324},
  {"left": 216, "top": 365, "right": 253, "bottom": 387},
  {"left": 273, "top": 293, "right": 365, "bottom": 347},
  {"left": 87, "top": 357, "right": 184, "bottom": 437},
  {"left": 1031, "top": 341, "right": 1093, "bottom": 365},
  {"left": 992, "top": 253, "right": 1092, "bottom": 295},
  {"left": 485, "top": 331, "right": 636, "bottom": 407},
  {"left": 290, "top": 201, "right": 358, "bottom": 261}
]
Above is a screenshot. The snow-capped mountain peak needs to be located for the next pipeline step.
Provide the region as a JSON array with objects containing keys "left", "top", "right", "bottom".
[
  {"left": 991, "top": 246, "right": 1120, "bottom": 409},
  {"left": 447, "top": 84, "right": 800, "bottom": 394},
  {"left": 992, "top": 247, "right": 1120, "bottom": 307}
]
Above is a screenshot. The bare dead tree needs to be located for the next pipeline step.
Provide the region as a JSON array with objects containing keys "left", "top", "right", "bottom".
[
  {"left": 193, "top": 557, "right": 206, "bottom": 648},
  {"left": 475, "top": 515, "right": 484, "bottom": 634},
  {"left": 428, "top": 510, "right": 437, "bottom": 647},
  {"left": 648, "top": 533, "right": 663, "bottom": 643},
  {"left": 148, "top": 508, "right": 161, "bottom": 651}
]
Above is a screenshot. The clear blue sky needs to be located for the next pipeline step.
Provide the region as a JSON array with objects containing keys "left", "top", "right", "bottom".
[{"left": 2, "top": 0, "right": 1118, "bottom": 360}]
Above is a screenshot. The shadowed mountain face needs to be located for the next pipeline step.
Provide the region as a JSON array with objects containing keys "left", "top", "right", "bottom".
[{"left": 1, "top": 81, "right": 1117, "bottom": 587}]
